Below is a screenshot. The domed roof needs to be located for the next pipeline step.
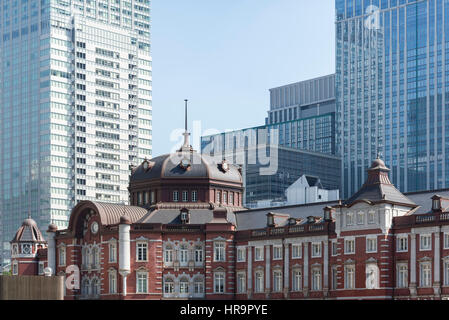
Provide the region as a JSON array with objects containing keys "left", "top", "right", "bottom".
[
  {"left": 130, "top": 150, "right": 242, "bottom": 185},
  {"left": 11, "top": 218, "right": 45, "bottom": 243},
  {"left": 369, "top": 158, "right": 389, "bottom": 171}
]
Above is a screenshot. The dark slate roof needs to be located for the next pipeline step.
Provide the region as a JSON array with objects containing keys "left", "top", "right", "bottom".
[
  {"left": 344, "top": 158, "right": 416, "bottom": 207},
  {"left": 130, "top": 151, "right": 242, "bottom": 184},
  {"left": 406, "top": 188, "right": 449, "bottom": 214},
  {"left": 137, "top": 204, "right": 237, "bottom": 225},
  {"left": 235, "top": 200, "right": 337, "bottom": 231}
]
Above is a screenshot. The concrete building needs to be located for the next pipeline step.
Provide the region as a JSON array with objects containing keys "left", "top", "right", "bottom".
[
  {"left": 0, "top": 0, "right": 152, "bottom": 268},
  {"left": 284, "top": 175, "right": 339, "bottom": 206}
]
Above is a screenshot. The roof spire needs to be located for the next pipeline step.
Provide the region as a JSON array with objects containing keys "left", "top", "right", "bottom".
[{"left": 181, "top": 99, "right": 191, "bottom": 151}]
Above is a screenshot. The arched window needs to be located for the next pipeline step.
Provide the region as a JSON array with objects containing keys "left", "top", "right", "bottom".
[
  {"left": 91, "top": 278, "right": 100, "bottom": 297},
  {"left": 164, "top": 245, "right": 173, "bottom": 263},
  {"left": 109, "top": 270, "right": 117, "bottom": 294},
  {"left": 179, "top": 277, "right": 189, "bottom": 294},
  {"left": 163, "top": 278, "right": 174, "bottom": 294},
  {"left": 292, "top": 269, "right": 302, "bottom": 291},
  {"left": 193, "top": 277, "right": 204, "bottom": 294},
  {"left": 81, "top": 278, "right": 90, "bottom": 297},
  {"left": 179, "top": 244, "right": 188, "bottom": 263}
]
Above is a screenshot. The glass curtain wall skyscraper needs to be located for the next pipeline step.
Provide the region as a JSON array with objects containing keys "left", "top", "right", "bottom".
[
  {"left": 0, "top": 0, "right": 152, "bottom": 267},
  {"left": 336, "top": 0, "right": 448, "bottom": 198}
]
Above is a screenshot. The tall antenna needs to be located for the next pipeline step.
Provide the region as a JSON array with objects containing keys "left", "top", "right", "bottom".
[{"left": 184, "top": 99, "right": 188, "bottom": 132}]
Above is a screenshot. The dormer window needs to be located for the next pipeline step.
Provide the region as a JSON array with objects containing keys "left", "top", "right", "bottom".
[
  {"left": 180, "top": 209, "right": 190, "bottom": 224},
  {"left": 307, "top": 216, "right": 315, "bottom": 224},
  {"left": 288, "top": 218, "right": 297, "bottom": 225},
  {"left": 267, "top": 213, "right": 275, "bottom": 227},
  {"left": 432, "top": 197, "right": 441, "bottom": 211}
]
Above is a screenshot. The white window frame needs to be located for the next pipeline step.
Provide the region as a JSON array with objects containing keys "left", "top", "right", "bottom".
[
  {"left": 191, "top": 190, "right": 198, "bottom": 202},
  {"left": 397, "top": 235, "right": 408, "bottom": 252},
  {"left": 109, "top": 242, "right": 117, "bottom": 263},
  {"left": 366, "top": 237, "right": 377, "bottom": 253},
  {"left": 273, "top": 270, "right": 283, "bottom": 292},
  {"left": 254, "top": 270, "right": 264, "bottom": 293},
  {"left": 419, "top": 234, "right": 432, "bottom": 251},
  {"left": 194, "top": 245, "right": 203, "bottom": 263},
  {"left": 12, "top": 261, "right": 18, "bottom": 275},
  {"left": 444, "top": 233, "right": 449, "bottom": 250},
  {"left": 164, "top": 245, "right": 173, "bottom": 263},
  {"left": 346, "top": 212, "right": 354, "bottom": 226},
  {"left": 331, "top": 266, "right": 338, "bottom": 290},
  {"left": 194, "top": 278, "right": 204, "bottom": 294},
  {"left": 38, "top": 262, "right": 45, "bottom": 275},
  {"left": 214, "top": 242, "right": 226, "bottom": 262},
  {"left": 237, "top": 272, "right": 246, "bottom": 294},
  {"left": 182, "top": 190, "right": 188, "bottom": 202},
  {"left": 344, "top": 238, "right": 355, "bottom": 255},
  {"left": 419, "top": 262, "right": 432, "bottom": 287},
  {"left": 344, "top": 264, "right": 355, "bottom": 289},
  {"left": 292, "top": 244, "right": 302, "bottom": 259},
  {"left": 164, "top": 278, "right": 174, "bottom": 294},
  {"left": 444, "top": 260, "right": 449, "bottom": 286},
  {"left": 136, "top": 271, "right": 148, "bottom": 293},
  {"left": 357, "top": 211, "right": 364, "bottom": 225},
  {"left": 311, "top": 267, "right": 322, "bottom": 291},
  {"left": 292, "top": 269, "right": 302, "bottom": 291},
  {"left": 179, "top": 244, "right": 189, "bottom": 263},
  {"left": 368, "top": 211, "right": 376, "bottom": 224},
  {"left": 331, "top": 241, "right": 338, "bottom": 256},
  {"left": 173, "top": 190, "right": 179, "bottom": 202},
  {"left": 311, "top": 242, "right": 322, "bottom": 258},
  {"left": 214, "top": 272, "right": 225, "bottom": 294},
  {"left": 58, "top": 246, "right": 66, "bottom": 267},
  {"left": 179, "top": 278, "right": 189, "bottom": 294},
  {"left": 255, "top": 246, "right": 264, "bottom": 261},
  {"left": 109, "top": 270, "right": 117, "bottom": 294},
  {"left": 273, "top": 246, "right": 282, "bottom": 260},
  {"left": 237, "top": 247, "right": 246, "bottom": 262},
  {"left": 136, "top": 242, "right": 148, "bottom": 262},
  {"left": 397, "top": 263, "right": 408, "bottom": 288}
]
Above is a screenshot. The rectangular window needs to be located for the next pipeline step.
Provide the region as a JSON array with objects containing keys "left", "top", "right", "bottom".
[
  {"left": 273, "top": 246, "right": 282, "bottom": 260},
  {"left": 346, "top": 212, "right": 354, "bottom": 226},
  {"left": 292, "top": 269, "right": 302, "bottom": 291},
  {"left": 214, "top": 272, "right": 225, "bottom": 293},
  {"left": 444, "top": 234, "right": 449, "bottom": 249},
  {"left": 397, "top": 236, "right": 408, "bottom": 252},
  {"left": 420, "top": 263, "right": 432, "bottom": 287},
  {"left": 216, "top": 191, "right": 221, "bottom": 203},
  {"left": 182, "top": 190, "right": 188, "bottom": 202},
  {"left": 214, "top": 242, "right": 225, "bottom": 262},
  {"left": 344, "top": 265, "right": 355, "bottom": 289},
  {"left": 237, "top": 247, "right": 246, "bottom": 262},
  {"left": 195, "top": 246, "right": 203, "bottom": 263},
  {"left": 420, "top": 235, "right": 432, "bottom": 251},
  {"left": 397, "top": 264, "right": 408, "bottom": 288},
  {"left": 332, "top": 266, "right": 338, "bottom": 290},
  {"left": 311, "top": 243, "right": 321, "bottom": 258},
  {"left": 109, "top": 243, "right": 117, "bottom": 262},
  {"left": 444, "top": 261, "right": 449, "bottom": 286},
  {"left": 311, "top": 268, "right": 321, "bottom": 291},
  {"left": 332, "top": 241, "right": 338, "bottom": 256},
  {"left": 137, "top": 242, "right": 148, "bottom": 261},
  {"left": 173, "top": 191, "right": 179, "bottom": 202},
  {"left": 192, "top": 190, "right": 198, "bottom": 202},
  {"left": 137, "top": 272, "right": 148, "bottom": 293},
  {"left": 292, "top": 244, "right": 302, "bottom": 259},
  {"left": 164, "top": 247, "right": 173, "bottom": 263},
  {"left": 255, "top": 247, "right": 264, "bottom": 261},
  {"left": 255, "top": 271, "right": 264, "bottom": 293},
  {"left": 368, "top": 211, "right": 376, "bottom": 224},
  {"left": 357, "top": 212, "right": 364, "bottom": 224},
  {"left": 273, "top": 270, "right": 283, "bottom": 292},
  {"left": 237, "top": 272, "right": 246, "bottom": 294},
  {"left": 344, "top": 239, "right": 355, "bottom": 254},
  {"left": 179, "top": 245, "right": 188, "bottom": 263},
  {"left": 58, "top": 247, "right": 66, "bottom": 266},
  {"left": 109, "top": 272, "right": 117, "bottom": 294},
  {"left": 366, "top": 237, "right": 377, "bottom": 253}
]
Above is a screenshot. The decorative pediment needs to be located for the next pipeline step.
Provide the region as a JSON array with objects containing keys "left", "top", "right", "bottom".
[
  {"left": 366, "top": 257, "right": 377, "bottom": 264},
  {"left": 135, "top": 236, "right": 149, "bottom": 242},
  {"left": 344, "top": 259, "right": 355, "bottom": 265},
  {"left": 418, "top": 256, "right": 432, "bottom": 262}
]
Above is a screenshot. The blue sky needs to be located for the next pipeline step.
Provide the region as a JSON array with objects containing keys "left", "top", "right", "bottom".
[{"left": 151, "top": 0, "right": 335, "bottom": 155}]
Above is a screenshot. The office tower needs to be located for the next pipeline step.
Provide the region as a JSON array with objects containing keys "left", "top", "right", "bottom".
[
  {"left": 0, "top": 0, "right": 152, "bottom": 267},
  {"left": 201, "top": 76, "right": 340, "bottom": 208},
  {"left": 336, "top": 0, "right": 446, "bottom": 198}
]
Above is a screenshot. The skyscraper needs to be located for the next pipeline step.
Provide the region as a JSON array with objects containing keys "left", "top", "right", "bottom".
[
  {"left": 336, "top": 0, "right": 448, "bottom": 198},
  {"left": 0, "top": 0, "right": 152, "bottom": 267}
]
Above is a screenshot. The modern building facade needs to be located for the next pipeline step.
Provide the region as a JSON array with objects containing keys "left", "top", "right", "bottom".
[
  {"left": 0, "top": 0, "right": 152, "bottom": 268},
  {"left": 201, "top": 75, "right": 339, "bottom": 208},
  {"left": 336, "top": 0, "right": 448, "bottom": 198},
  {"left": 12, "top": 144, "right": 449, "bottom": 300}
]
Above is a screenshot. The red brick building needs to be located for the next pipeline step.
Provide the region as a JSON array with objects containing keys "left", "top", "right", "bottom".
[{"left": 11, "top": 135, "right": 449, "bottom": 300}]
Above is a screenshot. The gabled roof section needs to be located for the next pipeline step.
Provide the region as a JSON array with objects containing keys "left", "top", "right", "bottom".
[{"left": 343, "top": 158, "right": 417, "bottom": 208}]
